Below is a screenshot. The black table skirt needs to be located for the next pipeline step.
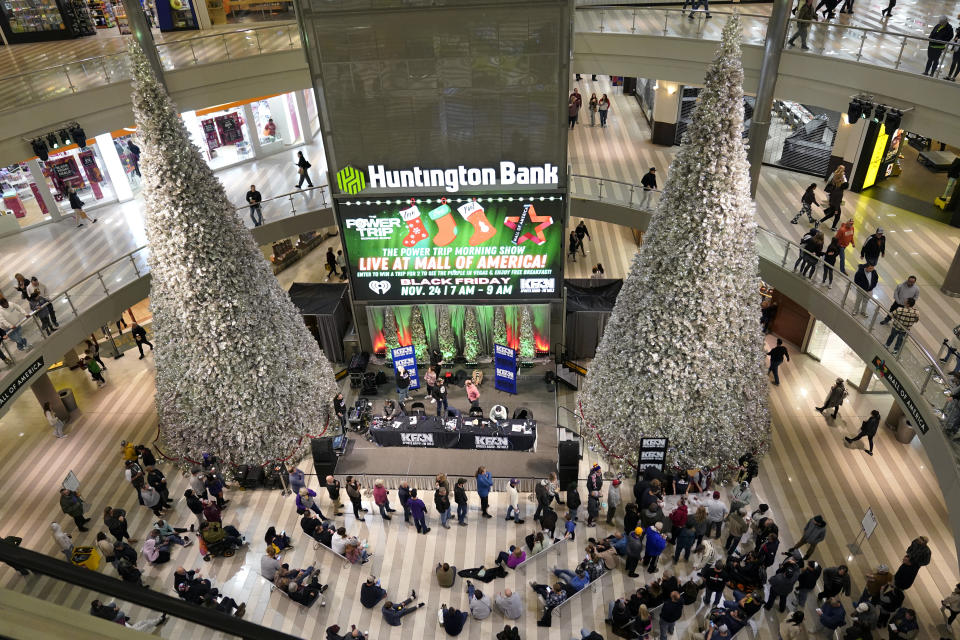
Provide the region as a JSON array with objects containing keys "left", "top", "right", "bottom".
[{"left": 369, "top": 416, "right": 536, "bottom": 451}]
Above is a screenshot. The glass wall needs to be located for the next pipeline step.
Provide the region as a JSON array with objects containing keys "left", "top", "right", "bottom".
[
  {"left": 0, "top": 162, "right": 52, "bottom": 230},
  {"left": 806, "top": 318, "right": 869, "bottom": 384},
  {"left": 251, "top": 93, "right": 303, "bottom": 154},
  {"left": 44, "top": 143, "right": 118, "bottom": 216},
  {"left": 763, "top": 101, "right": 840, "bottom": 178},
  {"left": 183, "top": 105, "right": 254, "bottom": 171}
]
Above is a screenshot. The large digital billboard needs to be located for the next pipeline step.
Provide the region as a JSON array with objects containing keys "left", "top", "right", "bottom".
[{"left": 337, "top": 194, "right": 565, "bottom": 302}]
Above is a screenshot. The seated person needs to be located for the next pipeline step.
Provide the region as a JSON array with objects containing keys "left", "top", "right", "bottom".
[
  {"left": 343, "top": 537, "right": 371, "bottom": 564},
  {"left": 116, "top": 557, "right": 144, "bottom": 586},
  {"left": 360, "top": 576, "right": 387, "bottom": 608},
  {"left": 457, "top": 564, "right": 508, "bottom": 582},
  {"left": 440, "top": 604, "right": 468, "bottom": 636},
  {"left": 530, "top": 580, "right": 568, "bottom": 628},
  {"left": 261, "top": 547, "right": 283, "bottom": 581},
  {"left": 494, "top": 546, "right": 526, "bottom": 570},
  {"left": 658, "top": 570, "right": 680, "bottom": 599},
  {"left": 580, "top": 553, "right": 606, "bottom": 580},
  {"left": 722, "top": 589, "right": 764, "bottom": 618},
  {"left": 628, "top": 582, "right": 664, "bottom": 613},
  {"left": 113, "top": 540, "right": 138, "bottom": 566},
  {"left": 154, "top": 520, "right": 191, "bottom": 546},
  {"left": 704, "top": 606, "right": 748, "bottom": 637},
  {"left": 597, "top": 531, "right": 628, "bottom": 555},
  {"left": 274, "top": 564, "right": 314, "bottom": 592},
  {"left": 606, "top": 598, "right": 634, "bottom": 634},
  {"left": 526, "top": 531, "right": 554, "bottom": 554},
  {"left": 494, "top": 589, "right": 523, "bottom": 620},
  {"left": 466, "top": 581, "right": 492, "bottom": 620},
  {"left": 589, "top": 540, "right": 620, "bottom": 569},
  {"left": 177, "top": 571, "right": 247, "bottom": 618},
  {"left": 173, "top": 566, "right": 198, "bottom": 595},
  {"left": 90, "top": 599, "right": 126, "bottom": 623},
  {"left": 301, "top": 514, "right": 333, "bottom": 545},
  {"left": 382, "top": 590, "right": 424, "bottom": 626},
  {"left": 285, "top": 573, "right": 327, "bottom": 606},
  {"left": 384, "top": 399, "right": 405, "bottom": 420},
  {"left": 198, "top": 521, "right": 244, "bottom": 560},
  {"left": 436, "top": 562, "right": 457, "bottom": 588},
  {"left": 331, "top": 528, "right": 351, "bottom": 555},
  {"left": 553, "top": 567, "right": 590, "bottom": 595},
  {"left": 141, "top": 534, "right": 171, "bottom": 565},
  {"left": 264, "top": 526, "right": 292, "bottom": 552},
  {"left": 681, "top": 578, "right": 704, "bottom": 605}
]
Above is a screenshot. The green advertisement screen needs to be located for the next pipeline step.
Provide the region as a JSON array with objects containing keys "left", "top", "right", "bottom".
[{"left": 337, "top": 194, "right": 565, "bottom": 302}]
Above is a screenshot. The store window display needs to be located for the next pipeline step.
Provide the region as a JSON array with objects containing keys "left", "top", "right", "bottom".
[
  {"left": 43, "top": 144, "right": 118, "bottom": 216},
  {"left": 113, "top": 134, "right": 144, "bottom": 189},
  {"left": 252, "top": 94, "right": 303, "bottom": 153},
  {"left": 185, "top": 106, "right": 254, "bottom": 171},
  {"left": 0, "top": 163, "right": 51, "bottom": 230}
]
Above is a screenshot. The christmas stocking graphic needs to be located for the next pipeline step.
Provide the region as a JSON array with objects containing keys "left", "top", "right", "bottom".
[
  {"left": 457, "top": 201, "right": 496, "bottom": 246},
  {"left": 399, "top": 204, "right": 430, "bottom": 247},
  {"left": 428, "top": 204, "right": 458, "bottom": 247}
]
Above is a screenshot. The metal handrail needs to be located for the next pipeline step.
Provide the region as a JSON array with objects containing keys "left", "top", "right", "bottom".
[
  {"left": 0, "top": 22, "right": 298, "bottom": 83},
  {"left": 578, "top": 5, "right": 949, "bottom": 45},
  {"left": 0, "top": 184, "right": 329, "bottom": 363}
]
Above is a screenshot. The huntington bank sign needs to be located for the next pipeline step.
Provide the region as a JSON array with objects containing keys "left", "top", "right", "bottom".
[{"left": 336, "top": 162, "right": 559, "bottom": 195}]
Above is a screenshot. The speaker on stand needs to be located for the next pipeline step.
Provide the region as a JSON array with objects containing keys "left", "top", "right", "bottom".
[
  {"left": 311, "top": 437, "right": 339, "bottom": 479},
  {"left": 557, "top": 440, "right": 580, "bottom": 490}
]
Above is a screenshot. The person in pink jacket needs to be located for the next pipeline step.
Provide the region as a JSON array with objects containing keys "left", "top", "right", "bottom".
[
  {"left": 465, "top": 380, "right": 481, "bottom": 408},
  {"left": 494, "top": 546, "right": 526, "bottom": 570},
  {"left": 373, "top": 479, "right": 397, "bottom": 520}
]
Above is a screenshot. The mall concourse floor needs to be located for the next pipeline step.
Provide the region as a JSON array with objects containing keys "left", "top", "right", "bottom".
[
  {"left": 566, "top": 76, "right": 960, "bottom": 358},
  {"left": 0, "top": 329, "right": 955, "bottom": 639}
]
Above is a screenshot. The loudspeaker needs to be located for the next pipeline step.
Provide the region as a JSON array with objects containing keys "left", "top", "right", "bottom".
[
  {"left": 558, "top": 464, "right": 578, "bottom": 489},
  {"left": 558, "top": 440, "right": 579, "bottom": 467},
  {"left": 311, "top": 437, "right": 335, "bottom": 465},
  {"left": 312, "top": 437, "right": 338, "bottom": 478}
]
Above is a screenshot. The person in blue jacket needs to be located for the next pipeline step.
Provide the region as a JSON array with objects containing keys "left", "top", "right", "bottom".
[
  {"left": 818, "top": 596, "right": 846, "bottom": 631},
  {"left": 476, "top": 467, "right": 493, "bottom": 518},
  {"left": 644, "top": 522, "right": 667, "bottom": 573}
]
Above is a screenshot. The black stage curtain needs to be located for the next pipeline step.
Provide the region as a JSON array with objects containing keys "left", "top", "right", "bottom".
[
  {"left": 564, "top": 279, "right": 623, "bottom": 359},
  {"left": 287, "top": 283, "right": 351, "bottom": 363}
]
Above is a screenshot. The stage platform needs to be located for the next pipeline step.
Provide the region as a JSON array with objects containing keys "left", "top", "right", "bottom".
[{"left": 328, "top": 362, "right": 567, "bottom": 492}]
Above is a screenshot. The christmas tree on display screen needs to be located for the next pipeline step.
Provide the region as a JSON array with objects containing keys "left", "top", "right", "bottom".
[
  {"left": 128, "top": 42, "right": 338, "bottom": 466},
  {"left": 578, "top": 14, "right": 770, "bottom": 474}
]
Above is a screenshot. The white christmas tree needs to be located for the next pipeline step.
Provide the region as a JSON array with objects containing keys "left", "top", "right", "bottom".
[
  {"left": 438, "top": 305, "right": 456, "bottom": 360},
  {"left": 128, "top": 42, "right": 338, "bottom": 466},
  {"left": 464, "top": 307, "right": 480, "bottom": 362},
  {"left": 519, "top": 306, "right": 535, "bottom": 360},
  {"left": 578, "top": 15, "right": 769, "bottom": 473}
]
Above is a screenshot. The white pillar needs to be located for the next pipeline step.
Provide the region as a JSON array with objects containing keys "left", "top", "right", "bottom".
[
  {"left": 27, "top": 159, "right": 61, "bottom": 221},
  {"left": 95, "top": 133, "right": 134, "bottom": 203},
  {"left": 242, "top": 103, "right": 264, "bottom": 158},
  {"left": 295, "top": 90, "right": 314, "bottom": 144}
]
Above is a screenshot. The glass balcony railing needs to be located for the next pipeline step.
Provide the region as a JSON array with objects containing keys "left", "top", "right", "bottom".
[
  {"left": 575, "top": 7, "right": 959, "bottom": 79},
  {"left": 0, "top": 23, "right": 301, "bottom": 112},
  {"left": 0, "top": 185, "right": 328, "bottom": 370}
]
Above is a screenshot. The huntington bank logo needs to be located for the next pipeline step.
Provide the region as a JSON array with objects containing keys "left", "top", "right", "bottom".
[{"left": 336, "top": 165, "right": 366, "bottom": 195}]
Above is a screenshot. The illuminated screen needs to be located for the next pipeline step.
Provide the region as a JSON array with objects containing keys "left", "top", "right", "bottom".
[{"left": 337, "top": 194, "right": 565, "bottom": 302}]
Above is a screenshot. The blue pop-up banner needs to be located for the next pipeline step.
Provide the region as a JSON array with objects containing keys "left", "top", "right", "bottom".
[
  {"left": 391, "top": 345, "right": 420, "bottom": 390},
  {"left": 494, "top": 343, "right": 517, "bottom": 394}
]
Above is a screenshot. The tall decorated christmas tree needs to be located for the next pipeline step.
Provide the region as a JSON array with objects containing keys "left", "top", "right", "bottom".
[
  {"left": 128, "top": 43, "right": 338, "bottom": 466},
  {"left": 578, "top": 15, "right": 769, "bottom": 473}
]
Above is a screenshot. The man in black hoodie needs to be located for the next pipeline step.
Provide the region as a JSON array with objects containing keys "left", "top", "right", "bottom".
[
  {"left": 454, "top": 478, "right": 469, "bottom": 526},
  {"left": 845, "top": 409, "right": 881, "bottom": 455},
  {"left": 659, "top": 590, "right": 685, "bottom": 638}
]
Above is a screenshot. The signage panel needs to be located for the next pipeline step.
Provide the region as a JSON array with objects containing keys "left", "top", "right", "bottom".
[
  {"left": 338, "top": 194, "right": 564, "bottom": 302},
  {"left": 494, "top": 343, "right": 518, "bottom": 395},
  {"left": 871, "top": 356, "right": 927, "bottom": 434},
  {"left": 391, "top": 345, "right": 420, "bottom": 391},
  {"left": 638, "top": 437, "right": 669, "bottom": 472},
  {"left": 0, "top": 356, "right": 44, "bottom": 411}
]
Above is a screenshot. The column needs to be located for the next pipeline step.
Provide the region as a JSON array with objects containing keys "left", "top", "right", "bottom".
[
  {"left": 95, "top": 133, "right": 134, "bottom": 203},
  {"left": 942, "top": 245, "right": 960, "bottom": 297},
  {"left": 121, "top": 0, "right": 167, "bottom": 91},
  {"left": 294, "top": 90, "right": 314, "bottom": 145},
  {"left": 193, "top": 0, "right": 212, "bottom": 30},
  {"left": 31, "top": 373, "right": 68, "bottom": 421},
  {"left": 884, "top": 400, "right": 903, "bottom": 430},
  {"left": 827, "top": 113, "right": 867, "bottom": 180},
  {"left": 650, "top": 82, "right": 680, "bottom": 146},
  {"left": 747, "top": 0, "right": 793, "bottom": 196},
  {"left": 242, "top": 104, "right": 264, "bottom": 158},
  {"left": 27, "top": 159, "right": 61, "bottom": 221}
]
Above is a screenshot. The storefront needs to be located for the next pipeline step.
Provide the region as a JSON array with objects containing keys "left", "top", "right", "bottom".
[
  {"left": 44, "top": 142, "right": 119, "bottom": 216},
  {"left": 0, "top": 162, "right": 53, "bottom": 231},
  {"left": 0, "top": 0, "right": 95, "bottom": 43},
  {"left": 806, "top": 319, "right": 886, "bottom": 392},
  {"left": 182, "top": 104, "right": 254, "bottom": 171},
  {"left": 763, "top": 101, "right": 840, "bottom": 178},
  {"left": 250, "top": 93, "right": 303, "bottom": 155}
]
